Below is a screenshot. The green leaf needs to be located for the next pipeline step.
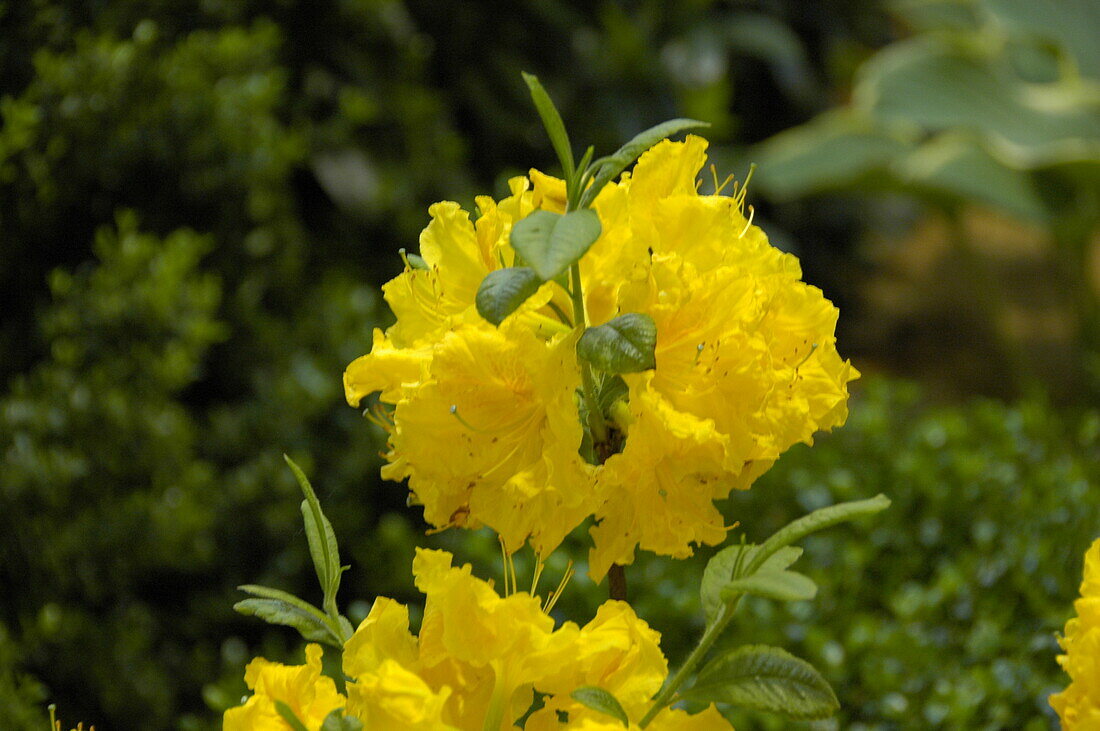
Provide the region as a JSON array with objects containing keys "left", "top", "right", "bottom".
[
  {"left": 577, "top": 313, "right": 657, "bottom": 373},
  {"left": 237, "top": 584, "right": 330, "bottom": 620},
  {"left": 233, "top": 597, "right": 337, "bottom": 646},
  {"left": 701, "top": 545, "right": 802, "bottom": 624},
  {"left": 322, "top": 709, "right": 365, "bottom": 731},
  {"left": 275, "top": 701, "right": 310, "bottom": 731},
  {"left": 854, "top": 37, "right": 1100, "bottom": 167},
  {"left": 746, "top": 495, "right": 890, "bottom": 577},
  {"left": 475, "top": 267, "right": 543, "bottom": 325},
  {"left": 751, "top": 111, "right": 909, "bottom": 200},
  {"left": 895, "top": 133, "right": 1049, "bottom": 224},
  {"left": 569, "top": 687, "right": 629, "bottom": 727},
  {"left": 522, "top": 72, "right": 575, "bottom": 181},
  {"left": 285, "top": 455, "right": 343, "bottom": 603},
  {"left": 579, "top": 118, "right": 709, "bottom": 208},
  {"left": 681, "top": 645, "right": 839, "bottom": 720},
  {"left": 720, "top": 568, "right": 818, "bottom": 603},
  {"left": 510, "top": 209, "right": 601, "bottom": 281}
]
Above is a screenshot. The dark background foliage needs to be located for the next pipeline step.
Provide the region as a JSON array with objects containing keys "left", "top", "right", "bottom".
[{"left": 1, "top": 1, "right": 1097, "bottom": 729}]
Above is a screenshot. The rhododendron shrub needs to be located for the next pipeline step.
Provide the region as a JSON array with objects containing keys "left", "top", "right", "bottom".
[{"left": 224, "top": 74, "right": 887, "bottom": 730}]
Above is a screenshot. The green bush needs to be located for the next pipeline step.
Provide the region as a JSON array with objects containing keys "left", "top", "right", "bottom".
[{"left": 639, "top": 379, "right": 1097, "bottom": 729}]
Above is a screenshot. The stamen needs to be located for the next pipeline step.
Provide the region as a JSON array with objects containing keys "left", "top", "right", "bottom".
[
  {"left": 739, "top": 205, "right": 756, "bottom": 238},
  {"left": 795, "top": 343, "right": 819, "bottom": 370},
  {"left": 499, "top": 536, "right": 512, "bottom": 596},
  {"left": 450, "top": 405, "right": 491, "bottom": 433},
  {"left": 530, "top": 551, "right": 546, "bottom": 595},
  {"left": 543, "top": 560, "right": 574, "bottom": 614},
  {"left": 736, "top": 163, "right": 758, "bottom": 210},
  {"left": 508, "top": 550, "right": 518, "bottom": 596}
]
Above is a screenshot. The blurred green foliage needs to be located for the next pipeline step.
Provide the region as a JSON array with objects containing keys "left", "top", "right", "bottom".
[
  {"left": 1, "top": 0, "right": 1097, "bottom": 729},
  {"left": 751, "top": 0, "right": 1100, "bottom": 397}
]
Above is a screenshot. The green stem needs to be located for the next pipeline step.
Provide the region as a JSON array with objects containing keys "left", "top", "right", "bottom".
[
  {"left": 639, "top": 597, "right": 743, "bottom": 727},
  {"left": 570, "top": 261, "right": 608, "bottom": 444}
]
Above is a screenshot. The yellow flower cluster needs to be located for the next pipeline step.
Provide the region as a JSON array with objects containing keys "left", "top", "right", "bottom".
[
  {"left": 224, "top": 549, "right": 732, "bottom": 730},
  {"left": 1052, "top": 537, "right": 1100, "bottom": 728},
  {"left": 344, "top": 135, "right": 857, "bottom": 578}
]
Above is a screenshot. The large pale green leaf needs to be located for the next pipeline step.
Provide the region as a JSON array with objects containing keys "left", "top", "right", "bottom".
[
  {"left": 577, "top": 313, "right": 657, "bottom": 374},
  {"left": 751, "top": 111, "right": 910, "bottom": 200},
  {"left": 580, "top": 118, "right": 709, "bottom": 208},
  {"left": 895, "top": 133, "right": 1050, "bottom": 223},
  {"left": 570, "top": 687, "right": 629, "bottom": 727},
  {"left": 889, "top": 0, "right": 980, "bottom": 32},
  {"left": 982, "top": 0, "right": 1100, "bottom": 79},
  {"left": 681, "top": 645, "right": 839, "bottom": 720},
  {"left": 700, "top": 545, "right": 802, "bottom": 624},
  {"left": 475, "top": 267, "right": 543, "bottom": 326},
  {"left": 855, "top": 37, "right": 1100, "bottom": 167},
  {"left": 510, "top": 209, "right": 602, "bottom": 281}
]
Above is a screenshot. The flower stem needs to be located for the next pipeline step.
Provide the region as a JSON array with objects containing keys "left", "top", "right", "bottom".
[
  {"left": 638, "top": 597, "right": 743, "bottom": 727},
  {"left": 570, "top": 261, "right": 608, "bottom": 445}
]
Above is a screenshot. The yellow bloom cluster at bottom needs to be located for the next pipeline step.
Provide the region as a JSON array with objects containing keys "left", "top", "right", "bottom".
[
  {"left": 1052, "top": 537, "right": 1100, "bottom": 728},
  {"left": 224, "top": 549, "right": 733, "bottom": 730}
]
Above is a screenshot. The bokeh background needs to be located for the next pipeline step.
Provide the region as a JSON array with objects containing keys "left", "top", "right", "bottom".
[{"left": 2, "top": 0, "right": 1098, "bottom": 728}]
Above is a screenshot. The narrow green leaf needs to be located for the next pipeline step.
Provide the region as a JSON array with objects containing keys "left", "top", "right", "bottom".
[
  {"left": 746, "top": 495, "right": 890, "bottom": 577},
  {"left": 275, "top": 701, "right": 311, "bottom": 731},
  {"left": 510, "top": 209, "right": 602, "bottom": 281},
  {"left": 681, "top": 645, "right": 839, "bottom": 720},
  {"left": 237, "top": 584, "right": 330, "bottom": 622},
  {"left": 322, "top": 709, "right": 365, "bottom": 731},
  {"left": 475, "top": 267, "right": 543, "bottom": 325},
  {"left": 576, "top": 313, "right": 657, "bottom": 373},
  {"left": 579, "top": 118, "right": 709, "bottom": 208},
  {"left": 720, "top": 568, "right": 818, "bottom": 603},
  {"left": 233, "top": 598, "right": 337, "bottom": 646},
  {"left": 285, "top": 456, "right": 343, "bottom": 601},
  {"left": 522, "top": 72, "right": 575, "bottom": 181},
  {"left": 701, "top": 545, "right": 802, "bottom": 623},
  {"left": 570, "top": 687, "right": 629, "bottom": 727}
]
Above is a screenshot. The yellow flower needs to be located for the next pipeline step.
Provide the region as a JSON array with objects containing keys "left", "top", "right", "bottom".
[
  {"left": 353, "top": 321, "right": 596, "bottom": 556},
  {"left": 525, "top": 601, "right": 667, "bottom": 728},
  {"left": 343, "top": 548, "right": 579, "bottom": 729},
  {"left": 578, "top": 136, "right": 857, "bottom": 577},
  {"left": 1052, "top": 537, "right": 1100, "bottom": 728},
  {"left": 345, "top": 134, "right": 856, "bottom": 577},
  {"left": 229, "top": 550, "right": 732, "bottom": 730},
  {"left": 223, "top": 644, "right": 346, "bottom": 731}
]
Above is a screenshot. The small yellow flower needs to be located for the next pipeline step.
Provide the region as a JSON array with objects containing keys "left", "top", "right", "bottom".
[
  {"left": 223, "top": 644, "right": 346, "bottom": 731},
  {"left": 343, "top": 548, "right": 578, "bottom": 729},
  {"left": 1052, "top": 537, "right": 1100, "bottom": 728}
]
